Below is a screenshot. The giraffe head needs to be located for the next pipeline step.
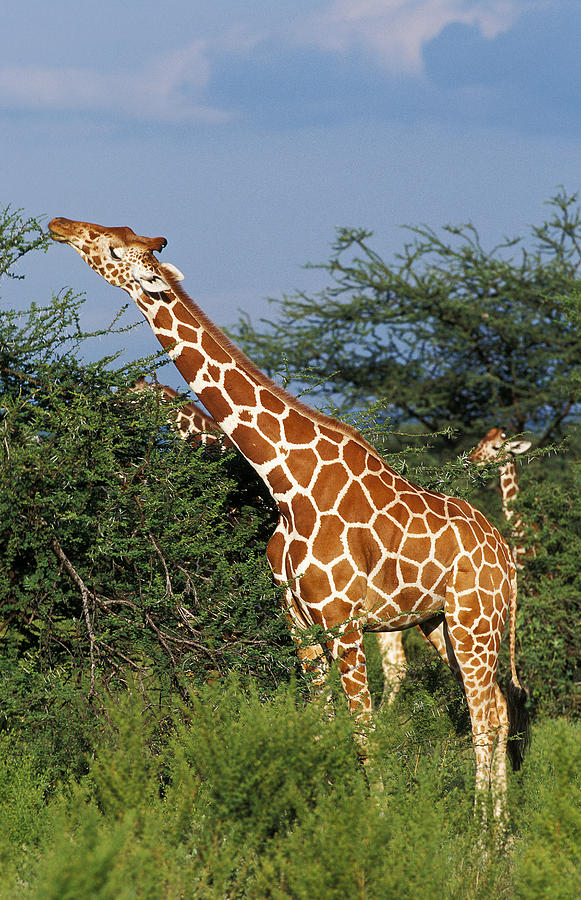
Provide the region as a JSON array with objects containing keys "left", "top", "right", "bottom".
[
  {"left": 48, "top": 218, "right": 185, "bottom": 301},
  {"left": 469, "top": 427, "right": 531, "bottom": 465}
]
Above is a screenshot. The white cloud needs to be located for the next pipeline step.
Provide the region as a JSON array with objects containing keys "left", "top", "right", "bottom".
[
  {"left": 0, "top": 41, "right": 231, "bottom": 123},
  {"left": 0, "top": 4, "right": 532, "bottom": 122},
  {"left": 296, "top": 0, "right": 526, "bottom": 75}
]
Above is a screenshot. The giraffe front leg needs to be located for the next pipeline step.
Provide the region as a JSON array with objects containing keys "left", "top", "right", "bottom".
[
  {"left": 292, "top": 623, "right": 329, "bottom": 692},
  {"left": 328, "top": 621, "right": 382, "bottom": 782},
  {"left": 329, "top": 621, "right": 372, "bottom": 719},
  {"left": 280, "top": 585, "right": 329, "bottom": 693},
  {"left": 266, "top": 528, "right": 328, "bottom": 693}
]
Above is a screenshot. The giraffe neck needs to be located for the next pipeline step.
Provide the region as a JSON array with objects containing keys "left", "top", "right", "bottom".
[
  {"left": 133, "top": 278, "right": 375, "bottom": 504},
  {"left": 499, "top": 460, "right": 526, "bottom": 565},
  {"left": 499, "top": 461, "right": 519, "bottom": 523}
]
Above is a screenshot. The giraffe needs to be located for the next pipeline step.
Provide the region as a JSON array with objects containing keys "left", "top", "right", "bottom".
[
  {"left": 131, "top": 375, "right": 233, "bottom": 449},
  {"left": 49, "top": 217, "right": 530, "bottom": 821},
  {"left": 133, "top": 376, "right": 407, "bottom": 703},
  {"left": 469, "top": 428, "right": 532, "bottom": 568}
]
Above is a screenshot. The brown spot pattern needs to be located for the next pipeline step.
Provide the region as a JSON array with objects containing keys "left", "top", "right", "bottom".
[
  {"left": 286, "top": 448, "right": 318, "bottom": 489},
  {"left": 343, "top": 441, "right": 367, "bottom": 476},
  {"left": 198, "top": 387, "right": 233, "bottom": 423},
  {"left": 260, "top": 391, "right": 286, "bottom": 414},
  {"left": 337, "top": 482, "right": 374, "bottom": 523},
  {"left": 312, "top": 463, "right": 349, "bottom": 510},
  {"left": 257, "top": 411, "right": 282, "bottom": 443},
  {"left": 283, "top": 409, "right": 316, "bottom": 444},
  {"left": 201, "top": 332, "right": 232, "bottom": 363},
  {"left": 231, "top": 424, "right": 276, "bottom": 464},
  {"left": 224, "top": 369, "right": 255, "bottom": 407},
  {"left": 153, "top": 306, "right": 173, "bottom": 331},
  {"left": 291, "top": 493, "right": 317, "bottom": 537}
]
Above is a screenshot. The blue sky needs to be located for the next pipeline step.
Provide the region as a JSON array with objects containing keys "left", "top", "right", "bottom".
[{"left": 2, "top": 1, "right": 581, "bottom": 390}]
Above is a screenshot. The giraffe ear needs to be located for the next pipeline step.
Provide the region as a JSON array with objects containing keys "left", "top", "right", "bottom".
[
  {"left": 131, "top": 263, "right": 172, "bottom": 295},
  {"left": 506, "top": 440, "right": 531, "bottom": 455},
  {"left": 160, "top": 262, "right": 185, "bottom": 282}
]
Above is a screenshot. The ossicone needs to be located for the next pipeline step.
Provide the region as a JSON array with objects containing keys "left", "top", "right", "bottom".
[{"left": 148, "top": 236, "right": 167, "bottom": 252}]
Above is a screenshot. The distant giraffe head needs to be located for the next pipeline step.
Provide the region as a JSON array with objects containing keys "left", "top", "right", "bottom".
[
  {"left": 130, "top": 377, "right": 233, "bottom": 449},
  {"left": 470, "top": 427, "right": 532, "bottom": 568},
  {"left": 469, "top": 427, "right": 531, "bottom": 466}
]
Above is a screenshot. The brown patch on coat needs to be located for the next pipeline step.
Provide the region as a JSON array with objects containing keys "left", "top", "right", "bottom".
[
  {"left": 154, "top": 306, "right": 173, "bottom": 331},
  {"left": 291, "top": 493, "right": 318, "bottom": 537},
  {"left": 286, "top": 448, "right": 318, "bottom": 489},
  {"left": 198, "top": 387, "right": 233, "bottom": 423},
  {"left": 337, "top": 482, "right": 374, "bottom": 523},
  {"left": 231, "top": 424, "right": 276, "bottom": 465},
  {"left": 257, "top": 411, "right": 282, "bottom": 443},
  {"left": 346, "top": 526, "right": 383, "bottom": 573},
  {"left": 224, "top": 369, "right": 255, "bottom": 407},
  {"left": 283, "top": 409, "right": 317, "bottom": 444},
  {"left": 342, "top": 440, "right": 367, "bottom": 476},
  {"left": 318, "top": 439, "right": 340, "bottom": 461},
  {"left": 201, "top": 332, "right": 232, "bottom": 364},
  {"left": 182, "top": 346, "right": 205, "bottom": 373},
  {"left": 261, "top": 391, "right": 286, "bottom": 415},
  {"left": 311, "top": 463, "right": 349, "bottom": 511},
  {"left": 267, "top": 465, "right": 293, "bottom": 495},
  {"left": 312, "top": 515, "right": 346, "bottom": 565}
]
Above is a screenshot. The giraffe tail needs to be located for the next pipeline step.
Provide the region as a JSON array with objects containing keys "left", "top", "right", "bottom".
[{"left": 505, "top": 568, "right": 531, "bottom": 771}]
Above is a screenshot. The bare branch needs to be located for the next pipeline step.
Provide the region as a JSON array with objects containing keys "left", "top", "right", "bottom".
[{"left": 52, "top": 535, "right": 98, "bottom": 698}]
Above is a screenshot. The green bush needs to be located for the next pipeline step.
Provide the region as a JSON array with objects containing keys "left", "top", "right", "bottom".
[
  {"left": 512, "top": 719, "right": 581, "bottom": 899},
  {"left": 3, "top": 681, "right": 578, "bottom": 900},
  {"left": 1, "top": 287, "right": 294, "bottom": 766}
]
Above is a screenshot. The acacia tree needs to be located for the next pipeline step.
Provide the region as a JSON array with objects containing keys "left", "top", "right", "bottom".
[
  {"left": 234, "top": 190, "right": 581, "bottom": 451},
  {"left": 232, "top": 192, "right": 581, "bottom": 716},
  {"left": 0, "top": 211, "right": 291, "bottom": 770}
]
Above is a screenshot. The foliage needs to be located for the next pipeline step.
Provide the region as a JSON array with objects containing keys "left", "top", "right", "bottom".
[
  {"left": 513, "top": 461, "right": 581, "bottom": 716},
  {"left": 0, "top": 298, "right": 289, "bottom": 689},
  {"left": 1, "top": 205, "right": 580, "bottom": 896},
  {"left": 511, "top": 719, "right": 581, "bottom": 900},
  {"left": 0, "top": 211, "right": 291, "bottom": 777},
  {"left": 233, "top": 189, "right": 581, "bottom": 453},
  {"left": 0, "top": 679, "right": 579, "bottom": 900},
  {"left": 0, "top": 206, "right": 50, "bottom": 280}
]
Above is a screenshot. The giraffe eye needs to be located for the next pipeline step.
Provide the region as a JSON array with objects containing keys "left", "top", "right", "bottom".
[{"left": 109, "top": 245, "right": 125, "bottom": 261}]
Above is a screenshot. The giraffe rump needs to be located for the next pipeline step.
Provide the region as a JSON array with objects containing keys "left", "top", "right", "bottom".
[{"left": 505, "top": 678, "right": 531, "bottom": 772}]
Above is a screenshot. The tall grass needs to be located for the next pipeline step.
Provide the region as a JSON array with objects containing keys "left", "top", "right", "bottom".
[{"left": 1, "top": 675, "right": 578, "bottom": 899}]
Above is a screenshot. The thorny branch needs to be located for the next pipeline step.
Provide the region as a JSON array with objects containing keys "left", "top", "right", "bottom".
[
  {"left": 52, "top": 534, "right": 98, "bottom": 698},
  {"left": 49, "top": 531, "right": 233, "bottom": 695}
]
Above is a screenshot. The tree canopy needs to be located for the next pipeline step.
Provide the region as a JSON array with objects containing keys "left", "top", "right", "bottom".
[{"left": 234, "top": 190, "right": 581, "bottom": 451}]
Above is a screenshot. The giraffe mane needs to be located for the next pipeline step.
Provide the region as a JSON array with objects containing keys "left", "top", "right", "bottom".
[{"left": 163, "top": 268, "right": 382, "bottom": 459}]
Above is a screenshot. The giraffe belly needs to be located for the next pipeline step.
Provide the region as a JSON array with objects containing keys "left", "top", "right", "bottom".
[
  {"left": 363, "top": 582, "right": 447, "bottom": 631},
  {"left": 280, "top": 526, "right": 448, "bottom": 633}
]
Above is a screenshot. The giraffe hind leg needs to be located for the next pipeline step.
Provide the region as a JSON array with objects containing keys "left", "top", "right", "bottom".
[
  {"left": 376, "top": 631, "right": 407, "bottom": 707},
  {"left": 489, "top": 683, "right": 509, "bottom": 827},
  {"left": 420, "top": 616, "right": 506, "bottom": 824}
]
